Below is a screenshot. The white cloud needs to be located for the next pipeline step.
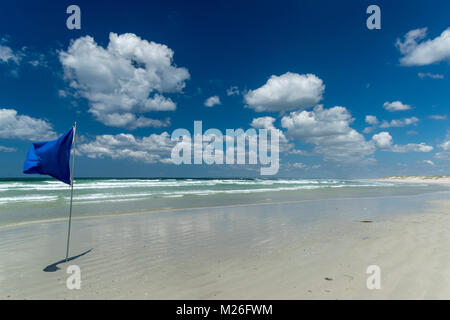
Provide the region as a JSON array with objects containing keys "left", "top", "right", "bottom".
[
  {"left": 59, "top": 32, "right": 190, "bottom": 129},
  {"left": 79, "top": 123, "right": 290, "bottom": 167},
  {"left": 440, "top": 140, "right": 450, "bottom": 151},
  {"left": 281, "top": 105, "right": 353, "bottom": 139},
  {"left": 288, "top": 149, "right": 312, "bottom": 156},
  {"left": 423, "top": 160, "right": 435, "bottom": 166},
  {"left": 396, "top": 28, "right": 428, "bottom": 55},
  {"left": 379, "top": 117, "right": 419, "bottom": 128},
  {"left": 100, "top": 113, "right": 171, "bottom": 130},
  {"left": 418, "top": 72, "right": 444, "bottom": 79},
  {"left": 291, "top": 162, "right": 307, "bottom": 169},
  {"left": 429, "top": 114, "right": 447, "bottom": 120},
  {"left": 244, "top": 72, "right": 325, "bottom": 112},
  {"left": 0, "top": 145, "right": 16, "bottom": 152},
  {"left": 0, "top": 45, "right": 20, "bottom": 64},
  {"left": 391, "top": 143, "right": 433, "bottom": 153},
  {"left": 0, "top": 108, "right": 57, "bottom": 141},
  {"left": 204, "top": 95, "right": 221, "bottom": 107},
  {"left": 78, "top": 132, "right": 176, "bottom": 163},
  {"left": 250, "top": 116, "right": 276, "bottom": 129},
  {"left": 281, "top": 107, "right": 432, "bottom": 162},
  {"left": 281, "top": 105, "right": 375, "bottom": 162},
  {"left": 372, "top": 131, "right": 433, "bottom": 153},
  {"left": 383, "top": 101, "right": 412, "bottom": 112},
  {"left": 365, "top": 115, "right": 419, "bottom": 132},
  {"left": 365, "top": 115, "right": 379, "bottom": 125},
  {"left": 372, "top": 131, "right": 393, "bottom": 149},
  {"left": 0, "top": 38, "right": 47, "bottom": 71},
  {"left": 397, "top": 27, "right": 450, "bottom": 66},
  {"left": 363, "top": 127, "right": 376, "bottom": 134},
  {"left": 226, "top": 86, "right": 240, "bottom": 96},
  {"left": 435, "top": 138, "right": 450, "bottom": 160}
]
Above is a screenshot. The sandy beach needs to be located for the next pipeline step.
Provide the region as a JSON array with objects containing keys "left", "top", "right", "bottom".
[
  {"left": 1, "top": 0, "right": 450, "bottom": 304},
  {"left": 1, "top": 188, "right": 450, "bottom": 300}
]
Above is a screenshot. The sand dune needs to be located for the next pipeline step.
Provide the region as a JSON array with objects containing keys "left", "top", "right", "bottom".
[{"left": 376, "top": 175, "right": 450, "bottom": 185}]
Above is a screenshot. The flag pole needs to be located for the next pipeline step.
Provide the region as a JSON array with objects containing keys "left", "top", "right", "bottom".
[{"left": 65, "top": 122, "right": 77, "bottom": 263}]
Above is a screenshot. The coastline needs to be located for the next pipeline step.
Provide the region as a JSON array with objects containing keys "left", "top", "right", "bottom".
[
  {"left": 375, "top": 175, "right": 450, "bottom": 185},
  {"left": 1, "top": 186, "right": 448, "bottom": 229},
  {"left": 1, "top": 190, "right": 450, "bottom": 299}
]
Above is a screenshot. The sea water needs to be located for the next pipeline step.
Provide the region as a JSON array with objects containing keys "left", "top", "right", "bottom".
[{"left": 0, "top": 178, "right": 448, "bottom": 226}]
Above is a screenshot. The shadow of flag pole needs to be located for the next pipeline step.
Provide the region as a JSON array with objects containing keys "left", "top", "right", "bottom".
[{"left": 65, "top": 122, "right": 77, "bottom": 263}]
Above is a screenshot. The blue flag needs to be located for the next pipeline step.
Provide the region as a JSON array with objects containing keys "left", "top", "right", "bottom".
[{"left": 23, "top": 127, "right": 74, "bottom": 185}]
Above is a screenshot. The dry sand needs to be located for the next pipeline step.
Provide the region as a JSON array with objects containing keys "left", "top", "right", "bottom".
[{"left": 1, "top": 196, "right": 450, "bottom": 299}]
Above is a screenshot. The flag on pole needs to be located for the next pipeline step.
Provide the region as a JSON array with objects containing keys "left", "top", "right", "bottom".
[
  {"left": 23, "top": 124, "right": 77, "bottom": 262},
  {"left": 23, "top": 127, "right": 74, "bottom": 184}
]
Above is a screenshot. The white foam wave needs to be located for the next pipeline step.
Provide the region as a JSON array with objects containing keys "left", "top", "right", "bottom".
[
  {"left": 0, "top": 179, "right": 399, "bottom": 205},
  {"left": 0, "top": 195, "right": 59, "bottom": 204},
  {"left": 0, "top": 178, "right": 373, "bottom": 192}
]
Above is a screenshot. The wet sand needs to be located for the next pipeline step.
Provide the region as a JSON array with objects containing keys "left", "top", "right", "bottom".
[{"left": 1, "top": 193, "right": 450, "bottom": 299}]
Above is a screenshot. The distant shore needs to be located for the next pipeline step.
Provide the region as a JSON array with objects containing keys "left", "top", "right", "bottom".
[{"left": 375, "top": 175, "right": 450, "bottom": 185}]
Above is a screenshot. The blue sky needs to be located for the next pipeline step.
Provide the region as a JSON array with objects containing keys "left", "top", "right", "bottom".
[{"left": 0, "top": 0, "right": 449, "bottom": 178}]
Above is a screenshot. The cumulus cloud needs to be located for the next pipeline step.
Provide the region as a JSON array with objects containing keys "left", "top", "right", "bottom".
[
  {"left": 372, "top": 131, "right": 433, "bottom": 153},
  {"left": 396, "top": 28, "right": 428, "bottom": 55},
  {"left": 0, "top": 108, "right": 57, "bottom": 141},
  {"left": 365, "top": 115, "right": 379, "bottom": 125},
  {"left": 364, "top": 115, "right": 419, "bottom": 132},
  {"left": 379, "top": 117, "right": 419, "bottom": 128},
  {"left": 59, "top": 32, "right": 190, "bottom": 129},
  {"left": 244, "top": 72, "right": 325, "bottom": 112},
  {"left": 281, "top": 105, "right": 375, "bottom": 162},
  {"left": 363, "top": 115, "right": 379, "bottom": 133},
  {"left": 372, "top": 131, "right": 393, "bottom": 149},
  {"left": 280, "top": 106, "right": 431, "bottom": 162},
  {"left": 204, "top": 95, "right": 221, "bottom": 107},
  {"left": 79, "top": 122, "right": 288, "bottom": 167},
  {"left": 383, "top": 101, "right": 412, "bottom": 112},
  {"left": 397, "top": 27, "right": 450, "bottom": 66},
  {"left": 78, "top": 132, "right": 176, "bottom": 163},
  {"left": 282, "top": 105, "right": 356, "bottom": 139},
  {"left": 250, "top": 116, "right": 276, "bottom": 129}
]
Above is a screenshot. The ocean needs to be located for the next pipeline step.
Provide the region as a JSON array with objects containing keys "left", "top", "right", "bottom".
[{"left": 0, "top": 178, "right": 447, "bottom": 227}]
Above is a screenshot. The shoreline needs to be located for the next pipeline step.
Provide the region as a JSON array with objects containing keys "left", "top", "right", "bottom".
[
  {"left": 1, "top": 189, "right": 449, "bottom": 229},
  {"left": 374, "top": 175, "right": 450, "bottom": 185}
]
